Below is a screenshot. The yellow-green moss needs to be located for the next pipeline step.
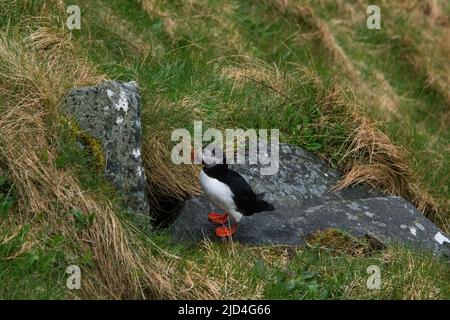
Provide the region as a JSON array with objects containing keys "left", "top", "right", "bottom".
[{"left": 60, "top": 116, "right": 106, "bottom": 171}]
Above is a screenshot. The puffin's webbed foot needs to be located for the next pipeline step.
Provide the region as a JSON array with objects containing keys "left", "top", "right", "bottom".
[
  {"left": 208, "top": 212, "right": 229, "bottom": 224},
  {"left": 215, "top": 224, "right": 237, "bottom": 238}
]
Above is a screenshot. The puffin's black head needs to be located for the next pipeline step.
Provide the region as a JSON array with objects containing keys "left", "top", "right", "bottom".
[{"left": 191, "top": 144, "right": 227, "bottom": 168}]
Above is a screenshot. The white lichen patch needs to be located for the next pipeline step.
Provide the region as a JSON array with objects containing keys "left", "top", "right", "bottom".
[
  {"left": 414, "top": 222, "right": 425, "bottom": 231},
  {"left": 125, "top": 81, "right": 138, "bottom": 89},
  {"left": 363, "top": 211, "right": 375, "bottom": 218},
  {"left": 103, "top": 105, "right": 109, "bottom": 111},
  {"left": 400, "top": 224, "right": 407, "bottom": 229},
  {"left": 372, "top": 221, "right": 387, "bottom": 228},
  {"left": 136, "top": 165, "right": 143, "bottom": 177},
  {"left": 108, "top": 88, "right": 129, "bottom": 113},
  {"left": 116, "top": 89, "right": 129, "bottom": 112},
  {"left": 305, "top": 206, "right": 322, "bottom": 213},
  {"left": 345, "top": 212, "right": 359, "bottom": 221},
  {"left": 409, "top": 227, "right": 417, "bottom": 236},
  {"left": 116, "top": 117, "right": 124, "bottom": 125},
  {"left": 132, "top": 148, "right": 141, "bottom": 158},
  {"left": 347, "top": 202, "right": 361, "bottom": 211},
  {"left": 434, "top": 232, "right": 450, "bottom": 245},
  {"left": 106, "top": 89, "right": 114, "bottom": 99}
]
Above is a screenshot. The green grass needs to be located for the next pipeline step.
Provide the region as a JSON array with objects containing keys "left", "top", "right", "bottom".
[
  {"left": 307, "top": 1, "right": 450, "bottom": 214},
  {"left": 72, "top": 0, "right": 349, "bottom": 156},
  {"left": 67, "top": 0, "right": 450, "bottom": 299},
  {"left": 0, "top": 175, "right": 15, "bottom": 219},
  {"left": 0, "top": 170, "right": 100, "bottom": 300},
  {"left": 263, "top": 246, "right": 450, "bottom": 300},
  {"left": 0, "top": 0, "right": 449, "bottom": 299},
  {"left": 149, "top": 228, "right": 450, "bottom": 300},
  {"left": 0, "top": 225, "right": 68, "bottom": 299},
  {"left": 0, "top": 174, "right": 67, "bottom": 299}
]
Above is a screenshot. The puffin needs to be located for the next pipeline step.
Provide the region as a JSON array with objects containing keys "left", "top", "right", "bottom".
[{"left": 192, "top": 146, "right": 275, "bottom": 238}]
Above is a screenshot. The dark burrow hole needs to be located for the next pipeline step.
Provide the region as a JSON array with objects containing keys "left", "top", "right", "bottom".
[{"left": 148, "top": 195, "right": 187, "bottom": 229}]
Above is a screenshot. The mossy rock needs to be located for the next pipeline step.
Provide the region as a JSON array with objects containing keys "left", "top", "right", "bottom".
[{"left": 62, "top": 80, "right": 149, "bottom": 214}]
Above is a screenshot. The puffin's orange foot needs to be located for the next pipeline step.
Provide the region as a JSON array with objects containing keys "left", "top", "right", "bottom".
[
  {"left": 208, "top": 212, "right": 229, "bottom": 224},
  {"left": 215, "top": 224, "right": 237, "bottom": 238}
]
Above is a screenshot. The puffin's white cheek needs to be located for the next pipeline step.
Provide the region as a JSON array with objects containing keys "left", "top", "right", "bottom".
[{"left": 203, "top": 155, "right": 216, "bottom": 166}]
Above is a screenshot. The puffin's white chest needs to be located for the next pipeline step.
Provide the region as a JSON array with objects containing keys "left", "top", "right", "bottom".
[{"left": 199, "top": 170, "right": 236, "bottom": 212}]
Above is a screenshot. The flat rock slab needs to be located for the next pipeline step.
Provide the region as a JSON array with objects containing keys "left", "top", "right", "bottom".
[
  {"left": 171, "top": 144, "right": 450, "bottom": 257},
  {"left": 63, "top": 80, "right": 149, "bottom": 214}
]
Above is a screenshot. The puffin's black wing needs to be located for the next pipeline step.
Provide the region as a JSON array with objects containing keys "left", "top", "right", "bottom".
[{"left": 214, "top": 169, "right": 272, "bottom": 215}]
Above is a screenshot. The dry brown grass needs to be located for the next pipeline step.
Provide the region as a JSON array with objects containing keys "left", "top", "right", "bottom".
[
  {"left": 267, "top": 0, "right": 446, "bottom": 225},
  {"left": 305, "top": 229, "right": 381, "bottom": 257},
  {"left": 0, "top": 11, "right": 229, "bottom": 299},
  {"left": 316, "top": 87, "right": 438, "bottom": 221},
  {"left": 344, "top": 0, "right": 449, "bottom": 110},
  {"left": 274, "top": 1, "right": 402, "bottom": 116},
  {"left": 220, "top": 59, "right": 289, "bottom": 93},
  {"left": 1, "top": 0, "right": 448, "bottom": 300},
  {"left": 137, "top": 0, "right": 178, "bottom": 39},
  {"left": 142, "top": 137, "right": 200, "bottom": 207},
  {"left": 342, "top": 247, "right": 446, "bottom": 299},
  {"left": 272, "top": 0, "right": 448, "bottom": 122},
  {"left": 186, "top": 240, "right": 295, "bottom": 299},
  {"left": 217, "top": 49, "right": 439, "bottom": 226},
  {"left": 221, "top": 50, "right": 440, "bottom": 226}
]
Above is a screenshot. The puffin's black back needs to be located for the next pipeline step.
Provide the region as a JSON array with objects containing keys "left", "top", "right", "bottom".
[{"left": 203, "top": 164, "right": 275, "bottom": 215}]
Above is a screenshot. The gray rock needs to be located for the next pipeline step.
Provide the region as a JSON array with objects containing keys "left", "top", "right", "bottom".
[
  {"left": 171, "top": 144, "right": 450, "bottom": 257},
  {"left": 63, "top": 80, "right": 149, "bottom": 214}
]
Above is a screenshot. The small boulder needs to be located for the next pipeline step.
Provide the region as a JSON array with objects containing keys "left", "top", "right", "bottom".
[
  {"left": 63, "top": 80, "right": 149, "bottom": 214},
  {"left": 171, "top": 144, "right": 450, "bottom": 257}
]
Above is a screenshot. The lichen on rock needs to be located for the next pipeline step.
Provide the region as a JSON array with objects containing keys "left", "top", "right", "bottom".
[
  {"left": 171, "top": 144, "right": 450, "bottom": 257},
  {"left": 62, "top": 80, "right": 150, "bottom": 214},
  {"left": 60, "top": 116, "right": 106, "bottom": 170}
]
